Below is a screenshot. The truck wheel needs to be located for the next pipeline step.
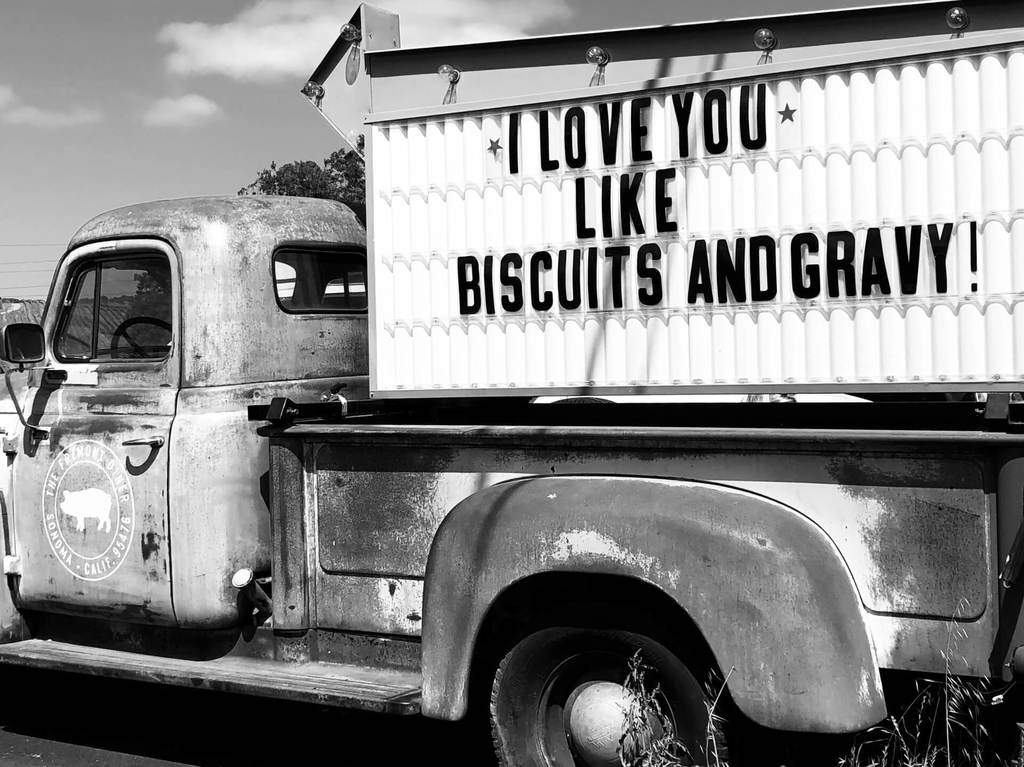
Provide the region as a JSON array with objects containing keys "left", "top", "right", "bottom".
[{"left": 489, "top": 627, "right": 727, "bottom": 767}]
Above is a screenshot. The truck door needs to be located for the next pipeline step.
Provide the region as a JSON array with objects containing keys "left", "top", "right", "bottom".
[{"left": 10, "top": 240, "right": 177, "bottom": 624}]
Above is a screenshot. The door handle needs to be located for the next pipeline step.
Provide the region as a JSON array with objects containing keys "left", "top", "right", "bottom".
[{"left": 122, "top": 437, "right": 165, "bottom": 448}]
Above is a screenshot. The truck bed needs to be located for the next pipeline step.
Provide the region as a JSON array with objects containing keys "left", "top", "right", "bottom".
[{"left": 260, "top": 397, "right": 1019, "bottom": 694}]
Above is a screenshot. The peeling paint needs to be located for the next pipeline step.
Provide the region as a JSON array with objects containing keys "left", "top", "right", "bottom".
[
  {"left": 858, "top": 668, "right": 874, "bottom": 708},
  {"left": 550, "top": 528, "right": 681, "bottom": 589},
  {"left": 316, "top": 575, "right": 425, "bottom": 635},
  {"left": 141, "top": 532, "right": 161, "bottom": 561}
]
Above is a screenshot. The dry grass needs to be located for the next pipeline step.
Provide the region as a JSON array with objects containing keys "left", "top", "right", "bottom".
[
  {"left": 835, "top": 673, "right": 1015, "bottom": 767},
  {"left": 617, "top": 619, "right": 1020, "bottom": 767},
  {"left": 838, "top": 600, "right": 1018, "bottom": 767},
  {"left": 618, "top": 649, "right": 690, "bottom": 766},
  {"left": 617, "top": 650, "right": 731, "bottom": 767}
]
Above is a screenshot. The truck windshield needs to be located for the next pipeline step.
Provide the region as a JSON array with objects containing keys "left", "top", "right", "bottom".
[{"left": 55, "top": 254, "right": 172, "bottom": 362}]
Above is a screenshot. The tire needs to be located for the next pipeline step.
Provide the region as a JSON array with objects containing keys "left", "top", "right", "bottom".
[{"left": 489, "top": 627, "right": 728, "bottom": 767}]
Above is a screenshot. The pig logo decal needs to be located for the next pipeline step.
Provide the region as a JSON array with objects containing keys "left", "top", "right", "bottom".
[
  {"left": 59, "top": 489, "right": 113, "bottom": 533},
  {"left": 42, "top": 440, "right": 135, "bottom": 581}
]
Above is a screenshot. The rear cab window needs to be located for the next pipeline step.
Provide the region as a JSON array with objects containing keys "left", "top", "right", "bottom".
[{"left": 273, "top": 248, "right": 367, "bottom": 314}]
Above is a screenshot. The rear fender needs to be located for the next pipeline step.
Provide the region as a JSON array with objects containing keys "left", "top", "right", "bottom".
[{"left": 421, "top": 475, "right": 884, "bottom": 733}]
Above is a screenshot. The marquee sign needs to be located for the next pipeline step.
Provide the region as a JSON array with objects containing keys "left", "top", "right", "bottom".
[{"left": 368, "top": 42, "right": 1024, "bottom": 395}]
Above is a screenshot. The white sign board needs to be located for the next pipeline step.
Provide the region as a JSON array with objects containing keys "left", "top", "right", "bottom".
[{"left": 369, "top": 42, "right": 1024, "bottom": 396}]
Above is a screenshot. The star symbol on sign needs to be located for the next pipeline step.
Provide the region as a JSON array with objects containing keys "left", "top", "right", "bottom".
[
  {"left": 487, "top": 138, "right": 503, "bottom": 157},
  {"left": 778, "top": 103, "right": 797, "bottom": 123}
]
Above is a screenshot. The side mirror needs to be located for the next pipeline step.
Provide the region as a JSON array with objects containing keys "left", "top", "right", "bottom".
[{"left": 0, "top": 323, "right": 45, "bottom": 367}]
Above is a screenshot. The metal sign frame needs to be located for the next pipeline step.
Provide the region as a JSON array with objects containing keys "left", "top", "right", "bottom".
[{"left": 307, "top": 2, "right": 1024, "bottom": 398}]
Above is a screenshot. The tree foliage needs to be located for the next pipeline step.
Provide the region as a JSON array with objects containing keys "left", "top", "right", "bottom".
[{"left": 239, "top": 136, "right": 366, "bottom": 224}]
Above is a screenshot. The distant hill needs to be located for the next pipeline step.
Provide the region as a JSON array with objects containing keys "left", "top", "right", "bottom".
[{"left": 0, "top": 298, "right": 44, "bottom": 326}]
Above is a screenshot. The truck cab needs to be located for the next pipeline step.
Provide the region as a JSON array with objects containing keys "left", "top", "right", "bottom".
[{"left": 0, "top": 196, "right": 367, "bottom": 635}]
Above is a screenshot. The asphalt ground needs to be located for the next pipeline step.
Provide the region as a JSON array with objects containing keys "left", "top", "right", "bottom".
[{"left": 0, "top": 666, "right": 496, "bottom": 766}]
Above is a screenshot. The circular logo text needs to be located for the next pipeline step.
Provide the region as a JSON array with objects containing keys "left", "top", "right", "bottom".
[{"left": 42, "top": 440, "right": 135, "bottom": 581}]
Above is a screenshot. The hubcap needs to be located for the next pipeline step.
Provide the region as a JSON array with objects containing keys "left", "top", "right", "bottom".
[{"left": 566, "top": 681, "right": 633, "bottom": 767}]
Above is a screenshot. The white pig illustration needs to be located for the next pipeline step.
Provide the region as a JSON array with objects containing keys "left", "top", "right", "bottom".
[{"left": 60, "top": 488, "right": 112, "bottom": 533}]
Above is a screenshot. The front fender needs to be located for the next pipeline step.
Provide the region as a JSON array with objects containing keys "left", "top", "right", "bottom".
[{"left": 421, "top": 475, "right": 884, "bottom": 733}]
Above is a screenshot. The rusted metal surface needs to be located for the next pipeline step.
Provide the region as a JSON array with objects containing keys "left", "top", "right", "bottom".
[
  {"left": 67, "top": 196, "right": 367, "bottom": 388},
  {"left": 10, "top": 239, "right": 182, "bottom": 626},
  {"left": 869, "top": 611, "right": 999, "bottom": 679},
  {"left": 417, "top": 475, "right": 884, "bottom": 732},
  {"left": 314, "top": 629, "right": 421, "bottom": 671},
  {"left": 170, "top": 378, "right": 367, "bottom": 629},
  {"left": 286, "top": 424, "right": 996, "bottom": 732},
  {"left": 317, "top": 464, "right": 447, "bottom": 575},
  {"left": 823, "top": 455, "right": 989, "bottom": 618},
  {"left": 228, "top": 622, "right": 424, "bottom": 671},
  {"left": 12, "top": 388, "right": 178, "bottom": 623},
  {"left": 306, "top": 432, "right": 990, "bottom": 619},
  {"left": 2, "top": 197, "right": 370, "bottom": 632},
  {"left": 315, "top": 446, "right": 518, "bottom": 576},
  {"left": 268, "top": 439, "right": 308, "bottom": 633},
  {"left": 315, "top": 574, "right": 425, "bottom": 636}
]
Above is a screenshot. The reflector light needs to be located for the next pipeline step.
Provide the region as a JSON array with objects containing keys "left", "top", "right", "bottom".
[
  {"left": 339, "top": 23, "right": 361, "bottom": 42},
  {"left": 946, "top": 7, "right": 970, "bottom": 36},
  {"left": 301, "top": 80, "right": 325, "bottom": 108},
  {"left": 754, "top": 27, "right": 778, "bottom": 64},
  {"left": 437, "top": 64, "right": 461, "bottom": 105},
  {"left": 754, "top": 27, "right": 777, "bottom": 51},
  {"left": 340, "top": 22, "right": 363, "bottom": 84},
  {"left": 586, "top": 46, "right": 610, "bottom": 87}
]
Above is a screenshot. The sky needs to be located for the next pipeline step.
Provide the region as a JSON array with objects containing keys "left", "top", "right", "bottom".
[{"left": 0, "top": 0, "right": 887, "bottom": 299}]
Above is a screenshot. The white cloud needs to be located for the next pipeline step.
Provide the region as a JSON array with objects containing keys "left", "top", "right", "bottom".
[
  {"left": 142, "top": 93, "right": 223, "bottom": 127},
  {"left": 3, "top": 105, "right": 102, "bottom": 128},
  {"left": 158, "top": 0, "right": 571, "bottom": 82},
  {"left": 0, "top": 85, "right": 101, "bottom": 128}
]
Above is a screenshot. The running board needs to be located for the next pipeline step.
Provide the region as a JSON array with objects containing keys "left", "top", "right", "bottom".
[{"left": 0, "top": 639, "right": 421, "bottom": 714}]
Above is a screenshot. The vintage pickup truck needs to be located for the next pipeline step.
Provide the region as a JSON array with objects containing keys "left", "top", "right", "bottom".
[{"left": 7, "top": 2, "right": 1024, "bottom": 766}]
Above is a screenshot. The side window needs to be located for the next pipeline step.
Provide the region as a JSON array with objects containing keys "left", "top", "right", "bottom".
[
  {"left": 55, "top": 254, "right": 173, "bottom": 362},
  {"left": 273, "top": 249, "right": 367, "bottom": 314},
  {"left": 56, "top": 268, "right": 96, "bottom": 360}
]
